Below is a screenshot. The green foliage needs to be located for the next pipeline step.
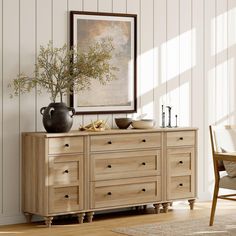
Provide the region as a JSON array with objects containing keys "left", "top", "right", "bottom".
[{"left": 9, "top": 39, "right": 118, "bottom": 102}]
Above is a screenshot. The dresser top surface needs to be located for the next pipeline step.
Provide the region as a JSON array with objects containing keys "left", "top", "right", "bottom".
[{"left": 22, "top": 127, "right": 198, "bottom": 138}]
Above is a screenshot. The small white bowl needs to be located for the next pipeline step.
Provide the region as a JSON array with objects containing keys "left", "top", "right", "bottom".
[{"left": 131, "top": 119, "right": 155, "bottom": 129}]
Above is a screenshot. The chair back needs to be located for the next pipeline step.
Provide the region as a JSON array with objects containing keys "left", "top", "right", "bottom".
[{"left": 209, "top": 125, "right": 236, "bottom": 171}]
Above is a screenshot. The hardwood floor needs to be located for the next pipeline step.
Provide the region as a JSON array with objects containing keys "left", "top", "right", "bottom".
[{"left": 1, "top": 201, "right": 236, "bottom": 236}]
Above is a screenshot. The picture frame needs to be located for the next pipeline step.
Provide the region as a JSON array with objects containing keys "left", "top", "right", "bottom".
[{"left": 70, "top": 11, "right": 137, "bottom": 114}]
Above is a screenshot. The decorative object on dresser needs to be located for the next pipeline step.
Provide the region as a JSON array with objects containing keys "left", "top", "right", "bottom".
[
  {"left": 9, "top": 40, "right": 117, "bottom": 133},
  {"left": 115, "top": 118, "right": 132, "bottom": 129},
  {"left": 22, "top": 128, "right": 197, "bottom": 227},
  {"left": 70, "top": 11, "right": 137, "bottom": 114},
  {"left": 131, "top": 119, "right": 155, "bottom": 129}
]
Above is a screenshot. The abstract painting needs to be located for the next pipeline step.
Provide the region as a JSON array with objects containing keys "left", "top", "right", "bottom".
[{"left": 70, "top": 11, "right": 137, "bottom": 114}]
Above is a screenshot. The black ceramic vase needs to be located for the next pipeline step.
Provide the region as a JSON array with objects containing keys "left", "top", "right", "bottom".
[{"left": 40, "top": 103, "right": 75, "bottom": 133}]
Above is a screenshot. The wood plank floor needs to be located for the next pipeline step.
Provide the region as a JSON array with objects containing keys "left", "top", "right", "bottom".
[{"left": 1, "top": 201, "right": 236, "bottom": 236}]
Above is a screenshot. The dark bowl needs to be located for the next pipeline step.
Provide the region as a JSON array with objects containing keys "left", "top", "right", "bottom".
[{"left": 115, "top": 118, "right": 132, "bottom": 129}]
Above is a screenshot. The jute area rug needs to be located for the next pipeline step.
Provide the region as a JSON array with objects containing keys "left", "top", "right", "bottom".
[{"left": 113, "top": 215, "right": 236, "bottom": 236}]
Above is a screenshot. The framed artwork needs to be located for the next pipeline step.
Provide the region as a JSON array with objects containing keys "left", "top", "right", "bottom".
[{"left": 70, "top": 11, "right": 137, "bottom": 114}]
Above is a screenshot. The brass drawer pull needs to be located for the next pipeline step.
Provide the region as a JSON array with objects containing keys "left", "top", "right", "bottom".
[
  {"left": 179, "top": 137, "right": 183, "bottom": 140},
  {"left": 107, "top": 192, "right": 112, "bottom": 195},
  {"left": 179, "top": 161, "right": 183, "bottom": 164},
  {"left": 142, "top": 188, "right": 146, "bottom": 192},
  {"left": 142, "top": 139, "right": 146, "bottom": 142},
  {"left": 65, "top": 143, "right": 70, "bottom": 147},
  {"left": 142, "top": 162, "right": 146, "bottom": 166},
  {"left": 64, "top": 169, "right": 69, "bottom": 173},
  {"left": 179, "top": 183, "right": 183, "bottom": 187},
  {"left": 107, "top": 141, "right": 112, "bottom": 144},
  {"left": 107, "top": 165, "right": 112, "bottom": 168},
  {"left": 64, "top": 194, "right": 69, "bottom": 198}
]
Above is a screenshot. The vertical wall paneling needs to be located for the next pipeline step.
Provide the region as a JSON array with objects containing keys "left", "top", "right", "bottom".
[
  {"left": 82, "top": 0, "right": 99, "bottom": 126},
  {"left": 19, "top": 0, "right": 36, "bottom": 214},
  {"left": 113, "top": 0, "right": 126, "bottom": 14},
  {"left": 0, "top": 0, "right": 2, "bottom": 215},
  {"left": 192, "top": 0, "right": 205, "bottom": 199},
  {"left": 36, "top": 0, "right": 52, "bottom": 131},
  {"left": 20, "top": 0, "right": 36, "bottom": 133},
  {"left": 216, "top": 0, "right": 228, "bottom": 125},
  {"left": 111, "top": 0, "right": 128, "bottom": 126},
  {"left": 166, "top": 0, "right": 180, "bottom": 126},
  {"left": 204, "top": 0, "right": 216, "bottom": 194},
  {"left": 2, "top": 0, "right": 20, "bottom": 215},
  {"left": 127, "top": 0, "right": 140, "bottom": 120},
  {"left": 69, "top": 0, "right": 83, "bottom": 130},
  {"left": 68, "top": 0, "right": 83, "bottom": 129},
  {"left": 154, "top": 0, "right": 167, "bottom": 127},
  {"left": 140, "top": 0, "right": 154, "bottom": 120},
  {"left": 98, "top": 0, "right": 112, "bottom": 12},
  {"left": 228, "top": 0, "right": 236, "bottom": 124},
  {"left": 97, "top": 0, "right": 113, "bottom": 128},
  {"left": 179, "top": 0, "right": 192, "bottom": 127}
]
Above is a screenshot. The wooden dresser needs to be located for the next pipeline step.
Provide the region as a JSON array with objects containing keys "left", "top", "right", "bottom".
[{"left": 22, "top": 128, "right": 197, "bottom": 226}]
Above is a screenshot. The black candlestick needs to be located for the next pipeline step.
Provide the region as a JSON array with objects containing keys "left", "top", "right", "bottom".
[
  {"left": 161, "top": 105, "right": 165, "bottom": 128},
  {"left": 166, "top": 106, "right": 172, "bottom": 128},
  {"left": 175, "top": 114, "right": 178, "bottom": 127}
]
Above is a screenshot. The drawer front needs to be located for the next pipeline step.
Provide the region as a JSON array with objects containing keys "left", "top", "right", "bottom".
[
  {"left": 91, "top": 150, "right": 161, "bottom": 181},
  {"left": 168, "top": 176, "right": 194, "bottom": 200},
  {"left": 167, "top": 131, "right": 195, "bottom": 147},
  {"left": 91, "top": 177, "right": 161, "bottom": 209},
  {"left": 49, "top": 186, "right": 82, "bottom": 213},
  {"left": 90, "top": 133, "right": 161, "bottom": 152},
  {"left": 48, "top": 137, "right": 83, "bottom": 155},
  {"left": 168, "top": 148, "right": 194, "bottom": 176},
  {"left": 49, "top": 155, "right": 83, "bottom": 186}
]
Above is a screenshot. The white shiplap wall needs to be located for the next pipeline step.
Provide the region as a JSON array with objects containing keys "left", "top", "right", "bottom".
[{"left": 0, "top": 0, "right": 235, "bottom": 225}]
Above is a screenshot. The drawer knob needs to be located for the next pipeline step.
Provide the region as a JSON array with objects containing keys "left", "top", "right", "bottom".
[
  {"left": 107, "top": 192, "right": 112, "bottom": 195},
  {"left": 142, "top": 139, "right": 146, "bottom": 143},
  {"left": 64, "top": 169, "right": 69, "bottom": 173},
  {"left": 142, "top": 188, "right": 146, "bottom": 192},
  {"left": 65, "top": 143, "right": 70, "bottom": 147},
  {"left": 64, "top": 194, "right": 69, "bottom": 198},
  {"left": 179, "top": 137, "right": 183, "bottom": 140},
  {"left": 107, "top": 141, "right": 112, "bottom": 144},
  {"left": 179, "top": 161, "right": 183, "bottom": 164},
  {"left": 179, "top": 183, "right": 183, "bottom": 187},
  {"left": 142, "top": 162, "right": 146, "bottom": 166},
  {"left": 107, "top": 164, "right": 112, "bottom": 168}
]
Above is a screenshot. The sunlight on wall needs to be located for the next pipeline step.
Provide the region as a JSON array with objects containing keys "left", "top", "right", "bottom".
[
  {"left": 161, "top": 29, "right": 196, "bottom": 83},
  {"left": 216, "top": 60, "right": 228, "bottom": 125},
  {"left": 228, "top": 58, "right": 235, "bottom": 124},
  {"left": 179, "top": 82, "right": 190, "bottom": 126},
  {"left": 213, "top": 7, "right": 236, "bottom": 55}
]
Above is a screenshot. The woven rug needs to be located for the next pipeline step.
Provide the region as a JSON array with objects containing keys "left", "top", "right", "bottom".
[{"left": 113, "top": 215, "right": 236, "bottom": 236}]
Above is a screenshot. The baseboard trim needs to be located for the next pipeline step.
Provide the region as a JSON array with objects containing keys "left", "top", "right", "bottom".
[{"left": 0, "top": 214, "right": 26, "bottom": 226}]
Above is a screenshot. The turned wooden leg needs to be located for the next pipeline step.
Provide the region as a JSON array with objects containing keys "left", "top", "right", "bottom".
[
  {"left": 78, "top": 213, "right": 86, "bottom": 224},
  {"left": 169, "top": 202, "right": 173, "bottom": 207},
  {"left": 188, "top": 199, "right": 195, "bottom": 210},
  {"left": 162, "top": 202, "right": 169, "bottom": 213},
  {"left": 87, "top": 212, "right": 94, "bottom": 223},
  {"left": 24, "top": 213, "right": 33, "bottom": 223},
  {"left": 153, "top": 203, "right": 161, "bottom": 214},
  {"left": 44, "top": 216, "right": 53, "bottom": 227}
]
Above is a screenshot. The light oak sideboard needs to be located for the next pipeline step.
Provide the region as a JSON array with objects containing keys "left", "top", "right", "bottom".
[{"left": 22, "top": 128, "right": 197, "bottom": 226}]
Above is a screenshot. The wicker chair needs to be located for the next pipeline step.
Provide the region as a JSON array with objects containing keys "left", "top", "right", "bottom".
[{"left": 209, "top": 125, "right": 236, "bottom": 226}]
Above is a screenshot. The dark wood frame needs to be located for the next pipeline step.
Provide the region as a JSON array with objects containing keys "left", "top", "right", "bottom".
[{"left": 69, "top": 11, "right": 137, "bottom": 115}]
